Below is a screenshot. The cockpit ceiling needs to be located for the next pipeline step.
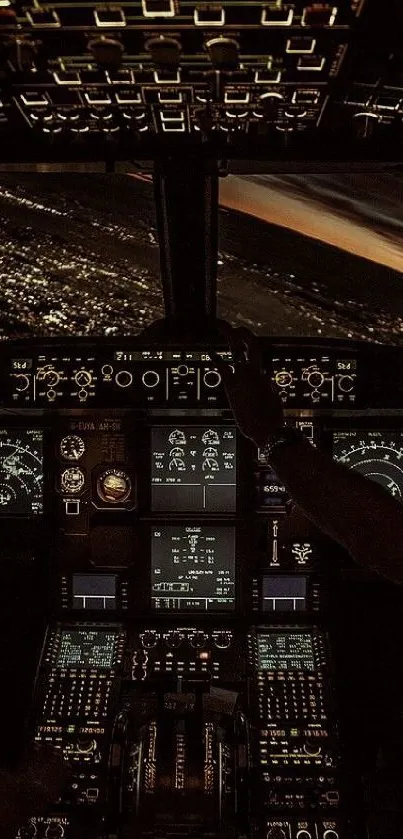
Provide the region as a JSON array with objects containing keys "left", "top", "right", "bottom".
[{"left": 1, "top": 1, "right": 403, "bottom": 166}]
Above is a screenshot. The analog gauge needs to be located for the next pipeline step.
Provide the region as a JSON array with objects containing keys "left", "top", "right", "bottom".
[
  {"left": 168, "top": 429, "right": 187, "bottom": 446},
  {"left": 61, "top": 467, "right": 85, "bottom": 494},
  {"left": 59, "top": 435, "right": 85, "bottom": 461},
  {"left": 0, "top": 429, "right": 43, "bottom": 516},
  {"left": 202, "top": 457, "right": 219, "bottom": 471},
  {"left": 202, "top": 429, "right": 220, "bottom": 445},
  {"left": 97, "top": 469, "right": 131, "bottom": 503},
  {"left": 333, "top": 431, "right": 403, "bottom": 502}
]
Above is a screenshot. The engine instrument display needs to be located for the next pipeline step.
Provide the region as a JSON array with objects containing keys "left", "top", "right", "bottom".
[
  {"left": 56, "top": 629, "right": 117, "bottom": 668},
  {"left": 151, "top": 425, "right": 236, "bottom": 512},
  {"left": 0, "top": 429, "right": 43, "bottom": 516},
  {"left": 72, "top": 574, "right": 117, "bottom": 611},
  {"left": 257, "top": 632, "right": 316, "bottom": 671},
  {"left": 262, "top": 576, "right": 307, "bottom": 612},
  {"left": 151, "top": 525, "right": 236, "bottom": 611},
  {"left": 333, "top": 429, "right": 403, "bottom": 502}
]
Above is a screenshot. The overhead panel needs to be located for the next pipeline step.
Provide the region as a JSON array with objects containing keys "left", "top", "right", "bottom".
[{"left": 0, "top": 0, "right": 402, "bottom": 162}]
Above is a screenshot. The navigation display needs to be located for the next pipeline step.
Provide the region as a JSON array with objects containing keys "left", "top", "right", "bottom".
[
  {"left": 72, "top": 575, "right": 117, "bottom": 610},
  {"left": 257, "top": 632, "right": 316, "bottom": 671},
  {"left": 151, "top": 525, "right": 236, "bottom": 611},
  {"left": 262, "top": 576, "right": 307, "bottom": 612},
  {"left": 333, "top": 429, "right": 403, "bottom": 503},
  {"left": 0, "top": 429, "right": 43, "bottom": 516},
  {"left": 151, "top": 425, "right": 236, "bottom": 512},
  {"left": 56, "top": 629, "right": 117, "bottom": 668}
]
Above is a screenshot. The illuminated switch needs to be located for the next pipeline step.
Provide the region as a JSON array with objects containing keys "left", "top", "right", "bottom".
[
  {"left": 65, "top": 499, "right": 81, "bottom": 515},
  {"left": 142, "top": 0, "right": 175, "bottom": 17}
]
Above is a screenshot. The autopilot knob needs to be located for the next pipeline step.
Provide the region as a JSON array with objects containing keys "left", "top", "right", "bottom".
[{"left": 266, "top": 827, "right": 286, "bottom": 839}]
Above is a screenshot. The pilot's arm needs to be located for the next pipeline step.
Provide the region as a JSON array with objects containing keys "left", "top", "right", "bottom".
[
  {"left": 213, "top": 325, "right": 403, "bottom": 587},
  {"left": 268, "top": 430, "right": 403, "bottom": 586}
]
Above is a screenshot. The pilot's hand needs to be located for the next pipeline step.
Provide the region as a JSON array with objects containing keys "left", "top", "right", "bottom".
[
  {"left": 210, "top": 323, "right": 285, "bottom": 448},
  {"left": 0, "top": 743, "right": 70, "bottom": 837}
]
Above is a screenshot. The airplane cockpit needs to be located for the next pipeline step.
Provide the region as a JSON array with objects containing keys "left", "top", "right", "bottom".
[{"left": 1, "top": 3, "right": 403, "bottom": 839}]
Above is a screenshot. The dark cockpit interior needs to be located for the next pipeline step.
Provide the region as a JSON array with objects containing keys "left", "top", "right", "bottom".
[{"left": 1, "top": 3, "right": 403, "bottom": 839}]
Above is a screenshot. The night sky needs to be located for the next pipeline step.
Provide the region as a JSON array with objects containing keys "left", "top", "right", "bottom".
[{"left": 0, "top": 172, "right": 402, "bottom": 343}]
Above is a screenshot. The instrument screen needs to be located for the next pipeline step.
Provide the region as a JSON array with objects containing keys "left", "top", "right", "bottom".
[
  {"left": 151, "top": 525, "right": 236, "bottom": 612},
  {"left": 72, "top": 574, "right": 117, "bottom": 611},
  {"left": 257, "top": 632, "right": 316, "bottom": 672},
  {"left": 151, "top": 425, "right": 237, "bottom": 512},
  {"left": 261, "top": 575, "right": 308, "bottom": 613},
  {"left": 55, "top": 629, "right": 118, "bottom": 669},
  {"left": 0, "top": 428, "right": 43, "bottom": 517}
]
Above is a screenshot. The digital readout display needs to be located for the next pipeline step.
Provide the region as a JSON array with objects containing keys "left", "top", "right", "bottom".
[
  {"left": 151, "top": 425, "right": 236, "bottom": 512},
  {"left": 56, "top": 629, "right": 117, "bottom": 668},
  {"left": 257, "top": 632, "right": 316, "bottom": 671},
  {"left": 151, "top": 525, "right": 236, "bottom": 611}
]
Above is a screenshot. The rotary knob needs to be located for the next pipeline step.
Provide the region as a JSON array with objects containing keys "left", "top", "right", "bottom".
[
  {"left": 15, "top": 374, "right": 30, "bottom": 392},
  {"left": 177, "top": 364, "right": 189, "bottom": 376},
  {"left": 296, "top": 832, "right": 312, "bottom": 839},
  {"left": 115, "top": 370, "right": 133, "bottom": 388},
  {"left": 74, "top": 369, "right": 92, "bottom": 388},
  {"left": 203, "top": 369, "right": 222, "bottom": 388},
  {"left": 45, "top": 826, "right": 65, "bottom": 839},
  {"left": 45, "top": 369, "right": 60, "bottom": 388},
  {"left": 307, "top": 371, "right": 324, "bottom": 389},
  {"left": 274, "top": 371, "right": 292, "bottom": 388},
  {"left": 266, "top": 827, "right": 286, "bottom": 839},
  {"left": 213, "top": 632, "right": 231, "bottom": 649},
  {"left": 190, "top": 631, "right": 209, "bottom": 649},
  {"left": 142, "top": 369, "right": 160, "bottom": 388},
  {"left": 140, "top": 630, "right": 159, "bottom": 649},
  {"left": 303, "top": 741, "right": 322, "bottom": 757},
  {"left": 165, "top": 631, "right": 184, "bottom": 649},
  {"left": 323, "top": 832, "right": 339, "bottom": 839},
  {"left": 338, "top": 375, "right": 354, "bottom": 393},
  {"left": 18, "top": 823, "right": 37, "bottom": 839},
  {"left": 77, "top": 736, "right": 97, "bottom": 753}
]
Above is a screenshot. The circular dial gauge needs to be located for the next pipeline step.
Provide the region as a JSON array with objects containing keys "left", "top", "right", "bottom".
[
  {"left": 97, "top": 469, "right": 131, "bottom": 503},
  {"left": 61, "top": 467, "right": 85, "bottom": 494},
  {"left": 59, "top": 435, "right": 85, "bottom": 461},
  {"left": 0, "top": 431, "right": 42, "bottom": 516},
  {"left": 334, "top": 432, "right": 403, "bottom": 501}
]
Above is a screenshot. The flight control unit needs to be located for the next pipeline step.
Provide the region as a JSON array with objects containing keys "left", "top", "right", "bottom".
[{"left": 1, "top": 335, "right": 402, "bottom": 839}]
